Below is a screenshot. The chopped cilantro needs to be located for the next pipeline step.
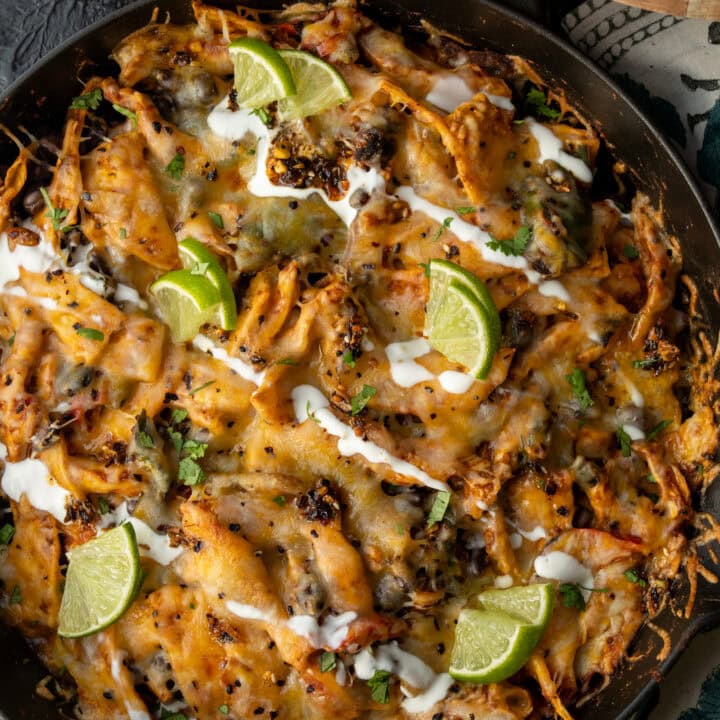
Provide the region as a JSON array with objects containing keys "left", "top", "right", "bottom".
[
  {"left": 565, "top": 368, "right": 593, "bottom": 410},
  {"left": 171, "top": 408, "right": 189, "bottom": 425},
  {"left": 188, "top": 380, "right": 216, "bottom": 397},
  {"left": 40, "top": 187, "right": 69, "bottom": 232},
  {"left": 616, "top": 426, "right": 633, "bottom": 457},
  {"left": 623, "top": 569, "right": 648, "bottom": 588},
  {"left": 0, "top": 523, "right": 15, "bottom": 545},
  {"left": 9, "top": 584, "right": 21, "bottom": 605},
  {"left": 351, "top": 384, "right": 376, "bottom": 415},
  {"left": 486, "top": 225, "right": 531, "bottom": 257},
  {"left": 623, "top": 244, "right": 639, "bottom": 260},
  {"left": 647, "top": 419, "right": 671, "bottom": 441},
  {"left": 432, "top": 217, "right": 453, "bottom": 242},
  {"left": 190, "top": 262, "right": 210, "bottom": 276},
  {"left": 306, "top": 401, "right": 321, "bottom": 424},
  {"left": 182, "top": 439, "right": 208, "bottom": 460},
  {"left": 8, "top": 334, "right": 14, "bottom": 347},
  {"left": 138, "top": 431, "right": 155, "bottom": 449},
  {"left": 525, "top": 87, "right": 561, "bottom": 121},
  {"left": 455, "top": 206, "right": 476, "bottom": 215},
  {"left": 119, "top": 227, "right": 127, "bottom": 240},
  {"left": 164, "top": 153, "right": 185, "bottom": 180},
  {"left": 251, "top": 107, "right": 271, "bottom": 126},
  {"left": 208, "top": 211, "right": 224, "bottom": 229},
  {"left": 342, "top": 350, "right": 356, "bottom": 368},
  {"left": 97, "top": 497, "right": 110, "bottom": 515},
  {"left": 319, "top": 651, "right": 336, "bottom": 673},
  {"left": 168, "top": 428, "right": 184, "bottom": 454},
  {"left": 367, "top": 669, "right": 391, "bottom": 704},
  {"left": 419, "top": 262, "right": 430, "bottom": 278},
  {"left": 559, "top": 582, "right": 609, "bottom": 611},
  {"left": 272, "top": 495, "right": 286, "bottom": 507},
  {"left": 75, "top": 326, "right": 104, "bottom": 341},
  {"left": 70, "top": 88, "right": 103, "bottom": 111},
  {"left": 161, "top": 713, "right": 188, "bottom": 720},
  {"left": 427, "top": 490, "right": 451, "bottom": 527},
  {"left": 646, "top": 473, "right": 657, "bottom": 484},
  {"left": 632, "top": 358, "right": 657, "bottom": 370},
  {"left": 112, "top": 103, "right": 138, "bottom": 129},
  {"left": 276, "top": 358, "right": 299, "bottom": 366},
  {"left": 178, "top": 457, "right": 206, "bottom": 486},
  {"left": 218, "top": 705, "right": 229, "bottom": 716}
]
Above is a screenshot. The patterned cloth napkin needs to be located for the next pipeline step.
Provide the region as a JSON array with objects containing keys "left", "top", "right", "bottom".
[{"left": 561, "top": 1, "right": 720, "bottom": 219}]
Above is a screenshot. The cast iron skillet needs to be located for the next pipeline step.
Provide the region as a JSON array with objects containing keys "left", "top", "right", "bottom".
[{"left": 1, "top": 1, "right": 719, "bottom": 718}]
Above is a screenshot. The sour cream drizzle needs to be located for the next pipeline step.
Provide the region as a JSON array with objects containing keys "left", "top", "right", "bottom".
[
  {"left": 354, "top": 641, "right": 453, "bottom": 714},
  {"left": 226, "top": 601, "right": 356, "bottom": 650},
  {"left": 291, "top": 385, "right": 448, "bottom": 491},
  {"left": 384, "top": 338, "right": 476, "bottom": 394},
  {"left": 0, "top": 446, "right": 71, "bottom": 523},
  {"left": 425, "top": 75, "right": 515, "bottom": 113},
  {"left": 534, "top": 550, "right": 594, "bottom": 600},
  {"left": 98, "top": 502, "right": 183, "bottom": 566},
  {"left": 192, "top": 334, "right": 266, "bottom": 387},
  {"left": 527, "top": 118, "right": 593, "bottom": 183}
]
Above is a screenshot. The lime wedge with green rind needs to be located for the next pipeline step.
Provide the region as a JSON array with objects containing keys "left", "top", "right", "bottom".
[
  {"left": 229, "top": 37, "right": 296, "bottom": 109},
  {"left": 425, "top": 279, "right": 497, "bottom": 379},
  {"left": 150, "top": 269, "right": 222, "bottom": 343},
  {"left": 277, "top": 49, "right": 352, "bottom": 120},
  {"left": 425, "top": 258, "right": 501, "bottom": 351},
  {"left": 178, "top": 238, "right": 237, "bottom": 331},
  {"left": 476, "top": 583, "right": 554, "bottom": 628},
  {"left": 449, "top": 608, "right": 543, "bottom": 684},
  {"left": 58, "top": 524, "right": 141, "bottom": 638}
]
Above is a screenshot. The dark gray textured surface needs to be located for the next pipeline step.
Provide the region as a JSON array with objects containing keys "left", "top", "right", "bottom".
[{"left": 0, "top": 0, "right": 133, "bottom": 92}]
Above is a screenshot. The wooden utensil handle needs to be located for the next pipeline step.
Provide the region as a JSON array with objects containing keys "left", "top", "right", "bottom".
[{"left": 616, "top": 0, "right": 720, "bottom": 18}]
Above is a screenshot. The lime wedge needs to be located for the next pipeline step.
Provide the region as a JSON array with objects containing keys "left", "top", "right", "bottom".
[
  {"left": 425, "top": 259, "right": 501, "bottom": 346},
  {"left": 449, "top": 608, "right": 542, "bottom": 684},
  {"left": 150, "top": 269, "right": 222, "bottom": 343},
  {"left": 229, "top": 37, "right": 296, "bottom": 109},
  {"left": 425, "top": 279, "right": 498, "bottom": 379},
  {"left": 476, "top": 583, "right": 554, "bottom": 628},
  {"left": 277, "top": 49, "right": 352, "bottom": 120},
  {"left": 58, "top": 524, "right": 141, "bottom": 638},
  {"left": 178, "top": 238, "right": 237, "bottom": 331}
]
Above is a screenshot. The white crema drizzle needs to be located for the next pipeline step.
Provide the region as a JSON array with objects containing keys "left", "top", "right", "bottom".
[
  {"left": 534, "top": 550, "right": 594, "bottom": 600},
  {"left": 192, "top": 334, "right": 266, "bottom": 387},
  {"left": 291, "top": 385, "right": 447, "bottom": 491}
]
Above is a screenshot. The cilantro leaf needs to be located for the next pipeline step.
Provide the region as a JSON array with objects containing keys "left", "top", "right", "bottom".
[
  {"left": 486, "top": 225, "right": 531, "bottom": 257},
  {"left": 455, "top": 206, "right": 476, "bottom": 215},
  {"left": 647, "top": 419, "right": 671, "bottom": 441},
  {"left": 351, "top": 384, "right": 376, "bottom": 415},
  {"left": 367, "top": 669, "right": 391, "bottom": 704},
  {"left": 178, "top": 457, "right": 206, "bottom": 486},
  {"left": 75, "top": 326, "right": 104, "bottom": 341},
  {"left": 164, "top": 153, "right": 185, "bottom": 180},
  {"left": 427, "top": 491, "right": 451, "bottom": 527},
  {"left": 70, "top": 88, "right": 103, "bottom": 111},
  {"left": 251, "top": 107, "right": 271, "bottom": 126},
  {"left": 559, "top": 582, "right": 586, "bottom": 610},
  {"left": 138, "top": 431, "right": 155, "bottom": 449},
  {"left": 112, "top": 103, "right": 138, "bottom": 129},
  {"left": 616, "top": 426, "right": 632, "bottom": 457},
  {"left": 0, "top": 523, "right": 15, "bottom": 545},
  {"left": 525, "top": 87, "right": 561, "bottom": 121},
  {"left": 208, "top": 211, "right": 224, "bottom": 229},
  {"left": 170, "top": 408, "right": 188, "bottom": 425},
  {"left": 623, "top": 569, "right": 648, "bottom": 588},
  {"left": 276, "top": 358, "right": 299, "bottom": 366},
  {"left": 319, "top": 651, "right": 336, "bottom": 672},
  {"left": 98, "top": 497, "right": 110, "bottom": 515},
  {"left": 40, "top": 187, "right": 69, "bottom": 232},
  {"left": 623, "top": 244, "right": 639, "bottom": 260},
  {"left": 342, "top": 350, "right": 356, "bottom": 368},
  {"left": 272, "top": 495, "right": 286, "bottom": 507},
  {"left": 632, "top": 357, "right": 657, "bottom": 370},
  {"left": 168, "top": 428, "right": 184, "bottom": 454},
  {"left": 182, "top": 439, "right": 208, "bottom": 460},
  {"left": 432, "top": 217, "right": 453, "bottom": 242},
  {"left": 9, "top": 584, "right": 21, "bottom": 605},
  {"left": 565, "top": 368, "right": 593, "bottom": 410},
  {"left": 218, "top": 706, "right": 229, "bottom": 716}
]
